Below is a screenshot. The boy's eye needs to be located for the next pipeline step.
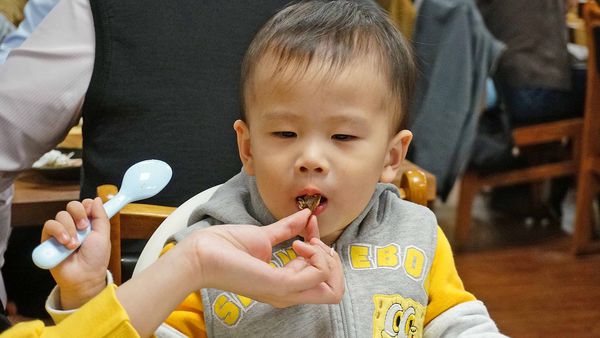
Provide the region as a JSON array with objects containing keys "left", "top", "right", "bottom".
[
  {"left": 273, "top": 131, "right": 297, "bottom": 138},
  {"left": 332, "top": 134, "right": 356, "bottom": 141}
]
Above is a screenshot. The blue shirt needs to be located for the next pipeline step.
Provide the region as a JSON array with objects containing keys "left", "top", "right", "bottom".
[{"left": 0, "top": 0, "right": 59, "bottom": 63}]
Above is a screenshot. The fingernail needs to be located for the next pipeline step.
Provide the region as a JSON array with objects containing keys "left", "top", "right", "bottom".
[
  {"left": 78, "top": 219, "right": 88, "bottom": 229},
  {"left": 295, "top": 240, "right": 309, "bottom": 249},
  {"left": 69, "top": 238, "right": 79, "bottom": 247},
  {"left": 329, "top": 246, "right": 335, "bottom": 257},
  {"left": 61, "top": 233, "right": 70, "bottom": 243}
]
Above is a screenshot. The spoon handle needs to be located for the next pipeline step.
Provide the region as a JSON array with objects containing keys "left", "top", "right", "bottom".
[
  {"left": 104, "top": 194, "right": 127, "bottom": 219},
  {"left": 31, "top": 196, "right": 130, "bottom": 270},
  {"left": 31, "top": 226, "right": 92, "bottom": 269}
]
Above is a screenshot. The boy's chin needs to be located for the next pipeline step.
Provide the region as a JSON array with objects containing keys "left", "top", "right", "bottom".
[
  {"left": 317, "top": 223, "right": 345, "bottom": 244},
  {"left": 318, "top": 233, "right": 339, "bottom": 246}
]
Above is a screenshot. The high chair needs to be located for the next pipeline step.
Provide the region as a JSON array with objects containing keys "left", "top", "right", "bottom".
[
  {"left": 99, "top": 170, "right": 428, "bottom": 283},
  {"left": 573, "top": 1, "right": 600, "bottom": 254}
]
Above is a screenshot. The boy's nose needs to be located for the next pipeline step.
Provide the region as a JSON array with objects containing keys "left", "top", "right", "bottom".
[{"left": 295, "top": 144, "right": 329, "bottom": 175}]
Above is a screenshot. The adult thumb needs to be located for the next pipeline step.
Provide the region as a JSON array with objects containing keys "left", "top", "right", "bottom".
[{"left": 263, "top": 208, "right": 312, "bottom": 246}]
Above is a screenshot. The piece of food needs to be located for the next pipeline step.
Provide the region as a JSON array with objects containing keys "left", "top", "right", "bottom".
[
  {"left": 32, "top": 150, "right": 81, "bottom": 168},
  {"left": 296, "top": 194, "right": 321, "bottom": 212}
]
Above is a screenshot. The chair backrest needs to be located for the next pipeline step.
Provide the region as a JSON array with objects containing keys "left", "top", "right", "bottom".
[{"left": 129, "top": 170, "right": 428, "bottom": 278}]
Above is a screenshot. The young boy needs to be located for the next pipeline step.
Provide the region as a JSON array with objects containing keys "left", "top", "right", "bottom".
[
  {"left": 45, "top": 1, "right": 504, "bottom": 337},
  {"left": 161, "top": 1, "right": 504, "bottom": 337}
]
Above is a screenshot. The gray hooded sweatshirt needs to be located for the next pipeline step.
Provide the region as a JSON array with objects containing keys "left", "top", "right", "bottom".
[{"left": 169, "top": 172, "right": 505, "bottom": 338}]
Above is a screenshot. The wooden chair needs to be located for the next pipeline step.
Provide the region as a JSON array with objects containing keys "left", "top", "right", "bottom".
[
  {"left": 454, "top": 118, "right": 583, "bottom": 249},
  {"left": 97, "top": 185, "right": 175, "bottom": 285},
  {"left": 573, "top": 2, "right": 600, "bottom": 254},
  {"left": 99, "top": 170, "right": 428, "bottom": 283}
]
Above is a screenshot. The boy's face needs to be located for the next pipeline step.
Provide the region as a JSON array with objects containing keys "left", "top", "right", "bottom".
[{"left": 235, "top": 55, "right": 412, "bottom": 244}]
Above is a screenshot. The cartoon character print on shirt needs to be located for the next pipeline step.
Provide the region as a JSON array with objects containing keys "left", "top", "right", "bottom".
[
  {"left": 373, "top": 294, "right": 425, "bottom": 338},
  {"left": 348, "top": 243, "right": 427, "bottom": 337}
]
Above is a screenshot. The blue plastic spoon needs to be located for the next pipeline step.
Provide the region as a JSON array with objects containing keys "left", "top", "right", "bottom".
[{"left": 32, "top": 159, "right": 172, "bottom": 269}]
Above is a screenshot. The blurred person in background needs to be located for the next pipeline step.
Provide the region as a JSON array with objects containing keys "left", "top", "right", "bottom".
[
  {"left": 0, "top": 0, "right": 62, "bottom": 322},
  {"left": 477, "top": 0, "right": 583, "bottom": 126},
  {"left": 474, "top": 0, "right": 584, "bottom": 225}
]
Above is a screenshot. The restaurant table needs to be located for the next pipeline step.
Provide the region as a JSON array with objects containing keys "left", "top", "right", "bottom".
[
  {"left": 12, "top": 170, "right": 80, "bottom": 227},
  {"left": 11, "top": 125, "right": 82, "bottom": 227}
]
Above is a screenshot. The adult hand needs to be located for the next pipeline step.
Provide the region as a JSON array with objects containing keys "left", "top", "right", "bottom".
[
  {"left": 116, "top": 208, "right": 344, "bottom": 337},
  {"left": 177, "top": 208, "right": 345, "bottom": 307},
  {"left": 41, "top": 197, "right": 111, "bottom": 309}
]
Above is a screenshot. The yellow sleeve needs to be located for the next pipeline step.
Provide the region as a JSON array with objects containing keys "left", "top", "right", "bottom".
[
  {"left": 423, "top": 227, "right": 476, "bottom": 325},
  {"left": 0, "top": 320, "right": 46, "bottom": 338},
  {"left": 0, "top": 284, "right": 138, "bottom": 338},
  {"left": 161, "top": 243, "right": 208, "bottom": 338}
]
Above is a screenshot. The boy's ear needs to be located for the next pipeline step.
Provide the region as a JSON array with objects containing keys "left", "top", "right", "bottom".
[
  {"left": 233, "top": 120, "right": 255, "bottom": 176},
  {"left": 380, "top": 130, "right": 412, "bottom": 183}
]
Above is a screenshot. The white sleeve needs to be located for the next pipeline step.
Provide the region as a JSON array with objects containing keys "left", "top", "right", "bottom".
[
  {"left": 155, "top": 324, "right": 188, "bottom": 338},
  {"left": 0, "top": 0, "right": 94, "bottom": 191},
  {"left": 424, "top": 300, "right": 508, "bottom": 338}
]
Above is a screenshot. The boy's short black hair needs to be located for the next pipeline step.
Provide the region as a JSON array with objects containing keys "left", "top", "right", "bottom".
[{"left": 240, "top": 0, "right": 416, "bottom": 132}]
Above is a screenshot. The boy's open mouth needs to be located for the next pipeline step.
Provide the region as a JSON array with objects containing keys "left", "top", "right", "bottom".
[{"left": 296, "top": 194, "right": 326, "bottom": 212}]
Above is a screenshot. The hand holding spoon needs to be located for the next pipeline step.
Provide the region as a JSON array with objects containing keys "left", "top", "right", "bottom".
[{"left": 32, "top": 159, "right": 172, "bottom": 269}]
